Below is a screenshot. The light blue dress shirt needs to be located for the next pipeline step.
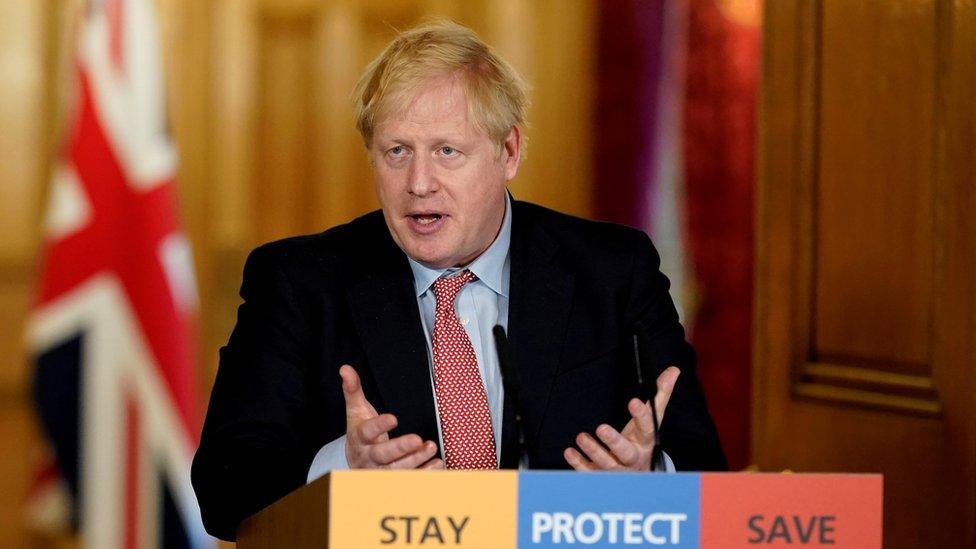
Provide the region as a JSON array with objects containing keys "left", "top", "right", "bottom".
[{"left": 307, "top": 195, "right": 673, "bottom": 481}]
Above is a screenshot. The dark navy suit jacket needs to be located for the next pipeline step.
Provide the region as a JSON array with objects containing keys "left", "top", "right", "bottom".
[{"left": 191, "top": 200, "right": 726, "bottom": 540}]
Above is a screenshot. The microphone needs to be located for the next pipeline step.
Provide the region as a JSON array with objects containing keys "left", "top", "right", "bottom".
[
  {"left": 633, "top": 333, "right": 663, "bottom": 472},
  {"left": 492, "top": 325, "right": 523, "bottom": 464}
]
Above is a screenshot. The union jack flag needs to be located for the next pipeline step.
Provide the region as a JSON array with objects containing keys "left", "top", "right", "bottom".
[{"left": 26, "top": 0, "right": 211, "bottom": 547}]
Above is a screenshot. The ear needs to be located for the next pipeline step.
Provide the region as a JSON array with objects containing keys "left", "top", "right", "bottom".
[{"left": 502, "top": 126, "right": 522, "bottom": 181}]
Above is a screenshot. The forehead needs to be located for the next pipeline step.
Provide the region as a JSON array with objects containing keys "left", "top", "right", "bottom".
[
  {"left": 373, "top": 76, "right": 479, "bottom": 140},
  {"left": 403, "top": 76, "right": 467, "bottom": 120}
]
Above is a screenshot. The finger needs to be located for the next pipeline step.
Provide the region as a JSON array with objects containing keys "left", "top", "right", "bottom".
[
  {"left": 369, "top": 433, "right": 426, "bottom": 465},
  {"left": 420, "top": 457, "right": 446, "bottom": 470},
  {"left": 355, "top": 413, "right": 398, "bottom": 443},
  {"left": 626, "top": 398, "right": 656, "bottom": 445},
  {"left": 654, "top": 366, "right": 680, "bottom": 424},
  {"left": 340, "top": 365, "right": 379, "bottom": 420},
  {"left": 563, "top": 447, "right": 596, "bottom": 471},
  {"left": 576, "top": 432, "right": 622, "bottom": 470},
  {"left": 385, "top": 440, "right": 439, "bottom": 469},
  {"left": 595, "top": 424, "right": 641, "bottom": 467}
]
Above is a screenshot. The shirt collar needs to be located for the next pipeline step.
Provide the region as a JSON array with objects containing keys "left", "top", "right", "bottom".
[{"left": 408, "top": 193, "right": 512, "bottom": 298}]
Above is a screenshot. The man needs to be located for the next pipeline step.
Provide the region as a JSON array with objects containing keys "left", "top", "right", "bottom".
[{"left": 192, "top": 20, "right": 726, "bottom": 541}]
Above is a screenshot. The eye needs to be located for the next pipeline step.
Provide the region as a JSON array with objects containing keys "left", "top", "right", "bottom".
[
  {"left": 386, "top": 145, "right": 410, "bottom": 161},
  {"left": 439, "top": 146, "right": 458, "bottom": 157}
]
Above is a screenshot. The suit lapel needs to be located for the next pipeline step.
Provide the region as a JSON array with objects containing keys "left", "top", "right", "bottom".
[
  {"left": 506, "top": 202, "right": 574, "bottom": 450},
  {"left": 345, "top": 221, "right": 439, "bottom": 446}
]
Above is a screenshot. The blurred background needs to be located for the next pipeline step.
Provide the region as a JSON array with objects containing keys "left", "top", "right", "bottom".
[{"left": 1, "top": 0, "right": 973, "bottom": 547}]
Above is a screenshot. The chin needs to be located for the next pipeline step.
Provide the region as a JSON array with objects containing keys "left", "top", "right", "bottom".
[
  {"left": 402, "top": 244, "right": 451, "bottom": 268},
  {"left": 416, "top": 253, "right": 454, "bottom": 269}
]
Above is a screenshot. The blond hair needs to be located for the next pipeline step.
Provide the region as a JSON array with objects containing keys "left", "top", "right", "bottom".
[{"left": 354, "top": 20, "right": 529, "bottom": 152}]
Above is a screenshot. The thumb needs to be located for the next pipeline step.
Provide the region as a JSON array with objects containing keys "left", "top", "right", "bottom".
[{"left": 339, "top": 364, "right": 378, "bottom": 421}]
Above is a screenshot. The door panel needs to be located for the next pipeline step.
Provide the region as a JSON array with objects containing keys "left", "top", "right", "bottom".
[{"left": 755, "top": 1, "right": 976, "bottom": 547}]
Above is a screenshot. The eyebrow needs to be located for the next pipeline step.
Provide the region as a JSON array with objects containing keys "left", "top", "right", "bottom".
[{"left": 376, "top": 134, "right": 473, "bottom": 148}]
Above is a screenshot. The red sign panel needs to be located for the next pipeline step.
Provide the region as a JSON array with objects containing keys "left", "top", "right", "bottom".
[{"left": 700, "top": 474, "right": 882, "bottom": 548}]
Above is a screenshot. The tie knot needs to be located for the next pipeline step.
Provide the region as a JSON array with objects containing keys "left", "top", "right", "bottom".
[{"left": 433, "top": 270, "right": 476, "bottom": 309}]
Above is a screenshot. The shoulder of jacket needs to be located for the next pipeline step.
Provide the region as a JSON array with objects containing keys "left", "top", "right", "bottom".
[
  {"left": 244, "top": 210, "right": 389, "bottom": 276},
  {"left": 513, "top": 200, "right": 650, "bottom": 251}
]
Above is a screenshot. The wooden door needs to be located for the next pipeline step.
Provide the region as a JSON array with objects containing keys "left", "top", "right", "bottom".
[{"left": 755, "top": 1, "right": 976, "bottom": 547}]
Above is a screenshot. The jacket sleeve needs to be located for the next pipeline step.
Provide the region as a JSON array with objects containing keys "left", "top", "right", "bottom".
[
  {"left": 191, "top": 244, "right": 317, "bottom": 541},
  {"left": 626, "top": 231, "right": 728, "bottom": 472}
]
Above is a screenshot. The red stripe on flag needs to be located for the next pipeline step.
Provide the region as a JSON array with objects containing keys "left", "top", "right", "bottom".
[{"left": 27, "top": 456, "right": 62, "bottom": 495}]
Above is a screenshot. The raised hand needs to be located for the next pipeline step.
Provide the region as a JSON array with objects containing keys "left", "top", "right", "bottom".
[
  {"left": 339, "top": 364, "right": 445, "bottom": 469},
  {"left": 563, "top": 366, "right": 680, "bottom": 471}
]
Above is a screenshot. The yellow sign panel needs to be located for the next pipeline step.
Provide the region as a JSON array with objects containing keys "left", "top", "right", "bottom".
[{"left": 328, "top": 470, "right": 517, "bottom": 548}]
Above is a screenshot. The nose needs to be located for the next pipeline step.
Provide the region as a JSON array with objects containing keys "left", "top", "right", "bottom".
[{"left": 407, "top": 155, "right": 439, "bottom": 197}]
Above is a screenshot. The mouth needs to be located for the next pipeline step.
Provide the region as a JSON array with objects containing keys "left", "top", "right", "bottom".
[
  {"left": 408, "top": 212, "right": 443, "bottom": 225},
  {"left": 405, "top": 212, "right": 447, "bottom": 235}
]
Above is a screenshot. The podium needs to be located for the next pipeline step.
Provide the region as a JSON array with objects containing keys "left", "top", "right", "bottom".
[{"left": 237, "top": 471, "right": 882, "bottom": 548}]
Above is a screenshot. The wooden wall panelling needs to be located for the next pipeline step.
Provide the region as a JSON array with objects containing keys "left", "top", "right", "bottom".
[
  {"left": 0, "top": 0, "right": 46, "bottom": 263},
  {"left": 2, "top": 4, "right": 48, "bottom": 549},
  {"left": 483, "top": 0, "right": 535, "bottom": 80},
  {"left": 934, "top": 0, "right": 976, "bottom": 542},
  {"left": 212, "top": 0, "right": 257, "bottom": 253},
  {"left": 753, "top": 0, "right": 807, "bottom": 469},
  {"left": 486, "top": 0, "right": 594, "bottom": 219},
  {"left": 209, "top": 0, "right": 257, "bottom": 383},
  {"left": 520, "top": 0, "right": 593, "bottom": 218},
  {"left": 0, "top": 4, "right": 73, "bottom": 543},
  {"left": 157, "top": 0, "right": 217, "bottom": 398},
  {"left": 0, "top": 0, "right": 63, "bottom": 395},
  {"left": 0, "top": 404, "right": 48, "bottom": 548},
  {"left": 315, "top": 2, "right": 370, "bottom": 231},
  {"left": 256, "top": 4, "right": 318, "bottom": 242},
  {"left": 755, "top": 0, "right": 976, "bottom": 546}
]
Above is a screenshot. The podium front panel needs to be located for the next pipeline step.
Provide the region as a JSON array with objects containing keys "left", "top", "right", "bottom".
[
  {"left": 328, "top": 470, "right": 517, "bottom": 548},
  {"left": 239, "top": 471, "right": 882, "bottom": 548}
]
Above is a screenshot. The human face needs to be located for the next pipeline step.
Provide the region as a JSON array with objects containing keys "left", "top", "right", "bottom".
[{"left": 369, "top": 76, "right": 521, "bottom": 268}]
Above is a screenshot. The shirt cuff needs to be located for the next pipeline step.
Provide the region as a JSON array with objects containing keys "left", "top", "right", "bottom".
[
  {"left": 659, "top": 451, "right": 676, "bottom": 473},
  {"left": 307, "top": 435, "right": 350, "bottom": 483}
]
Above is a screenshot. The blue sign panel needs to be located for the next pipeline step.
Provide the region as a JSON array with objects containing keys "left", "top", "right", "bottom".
[{"left": 517, "top": 472, "right": 701, "bottom": 548}]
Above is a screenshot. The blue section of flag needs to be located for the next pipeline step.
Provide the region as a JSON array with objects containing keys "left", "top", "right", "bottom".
[
  {"left": 32, "top": 333, "right": 84, "bottom": 527},
  {"left": 162, "top": 472, "right": 191, "bottom": 548},
  {"left": 32, "top": 331, "right": 205, "bottom": 546},
  {"left": 518, "top": 472, "right": 700, "bottom": 548}
]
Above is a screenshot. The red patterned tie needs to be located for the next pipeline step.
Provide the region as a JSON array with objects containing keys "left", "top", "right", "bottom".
[{"left": 431, "top": 270, "right": 497, "bottom": 469}]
